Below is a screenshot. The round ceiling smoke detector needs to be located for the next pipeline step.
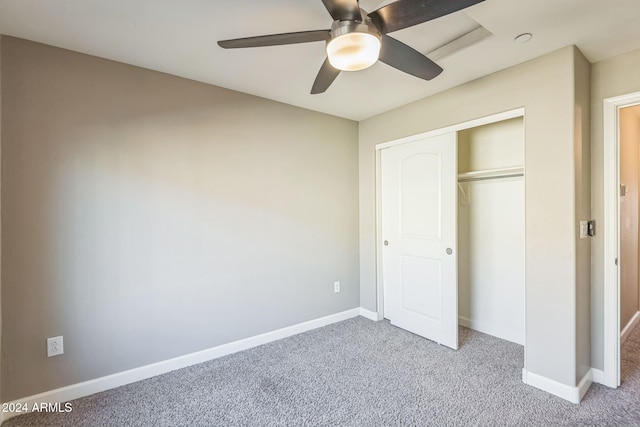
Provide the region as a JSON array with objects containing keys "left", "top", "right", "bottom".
[{"left": 514, "top": 33, "right": 533, "bottom": 44}]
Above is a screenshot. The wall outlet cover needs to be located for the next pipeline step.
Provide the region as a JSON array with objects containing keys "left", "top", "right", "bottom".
[{"left": 47, "top": 336, "right": 64, "bottom": 357}]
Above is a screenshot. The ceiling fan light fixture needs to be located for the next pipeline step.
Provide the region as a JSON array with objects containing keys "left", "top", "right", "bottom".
[
  {"left": 327, "top": 32, "right": 381, "bottom": 71},
  {"left": 326, "top": 21, "right": 381, "bottom": 72}
]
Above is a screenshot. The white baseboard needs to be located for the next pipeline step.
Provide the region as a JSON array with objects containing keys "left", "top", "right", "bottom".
[
  {"left": 621, "top": 311, "right": 640, "bottom": 344},
  {"left": 591, "top": 368, "right": 606, "bottom": 385},
  {"left": 359, "top": 307, "right": 381, "bottom": 321},
  {"left": 522, "top": 368, "right": 592, "bottom": 404},
  {"left": 577, "top": 369, "right": 594, "bottom": 401},
  {"left": 1, "top": 308, "right": 366, "bottom": 422}
]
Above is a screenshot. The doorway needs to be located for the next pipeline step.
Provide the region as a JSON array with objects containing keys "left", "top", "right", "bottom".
[
  {"left": 602, "top": 91, "right": 640, "bottom": 388},
  {"left": 619, "top": 105, "right": 640, "bottom": 343}
]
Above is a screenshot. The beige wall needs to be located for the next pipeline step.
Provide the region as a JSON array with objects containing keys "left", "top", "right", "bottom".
[
  {"left": 0, "top": 35, "right": 3, "bottom": 403},
  {"left": 590, "top": 47, "right": 640, "bottom": 369},
  {"left": 574, "top": 49, "right": 591, "bottom": 381},
  {"left": 1, "top": 37, "right": 359, "bottom": 401},
  {"left": 360, "top": 46, "right": 587, "bottom": 387},
  {"left": 619, "top": 106, "right": 640, "bottom": 329}
]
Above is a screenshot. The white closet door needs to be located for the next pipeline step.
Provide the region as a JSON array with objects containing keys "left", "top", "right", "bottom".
[{"left": 381, "top": 132, "right": 458, "bottom": 349}]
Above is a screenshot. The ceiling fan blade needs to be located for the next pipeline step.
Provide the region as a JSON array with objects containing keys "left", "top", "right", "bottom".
[
  {"left": 218, "top": 30, "right": 330, "bottom": 49},
  {"left": 321, "top": 0, "right": 362, "bottom": 21},
  {"left": 368, "top": 0, "right": 484, "bottom": 34},
  {"left": 378, "top": 35, "right": 443, "bottom": 81},
  {"left": 311, "top": 58, "right": 341, "bottom": 94}
]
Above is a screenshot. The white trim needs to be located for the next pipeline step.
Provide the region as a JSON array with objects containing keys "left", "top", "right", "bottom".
[
  {"left": 375, "top": 149, "right": 385, "bottom": 321},
  {"left": 603, "top": 91, "right": 640, "bottom": 389},
  {"left": 359, "top": 307, "right": 381, "bottom": 321},
  {"left": 374, "top": 108, "right": 524, "bottom": 151},
  {"left": 521, "top": 368, "right": 592, "bottom": 404},
  {"left": 591, "top": 368, "right": 606, "bottom": 385},
  {"left": 577, "top": 370, "right": 594, "bottom": 401},
  {"left": 621, "top": 311, "right": 640, "bottom": 344},
  {"left": 0, "top": 308, "right": 364, "bottom": 422}
]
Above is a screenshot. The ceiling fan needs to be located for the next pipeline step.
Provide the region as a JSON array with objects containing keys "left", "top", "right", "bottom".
[{"left": 218, "top": 0, "right": 484, "bottom": 94}]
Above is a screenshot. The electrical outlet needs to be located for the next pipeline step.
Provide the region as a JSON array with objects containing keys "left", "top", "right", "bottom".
[
  {"left": 47, "top": 336, "right": 64, "bottom": 357},
  {"left": 334, "top": 281, "right": 341, "bottom": 293}
]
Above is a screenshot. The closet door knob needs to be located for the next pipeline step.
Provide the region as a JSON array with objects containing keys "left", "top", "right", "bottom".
[
  {"left": 384, "top": 240, "right": 389, "bottom": 246},
  {"left": 446, "top": 248, "right": 453, "bottom": 255}
]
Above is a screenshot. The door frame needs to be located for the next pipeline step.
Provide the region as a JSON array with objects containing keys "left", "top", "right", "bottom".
[
  {"left": 602, "top": 90, "right": 640, "bottom": 388},
  {"left": 374, "top": 107, "right": 525, "bottom": 324}
]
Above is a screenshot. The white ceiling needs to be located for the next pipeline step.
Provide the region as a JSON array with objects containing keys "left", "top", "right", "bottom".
[{"left": 1, "top": 0, "right": 640, "bottom": 121}]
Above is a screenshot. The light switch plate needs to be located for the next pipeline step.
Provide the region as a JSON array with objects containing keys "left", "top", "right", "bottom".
[{"left": 579, "top": 221, "right": 588, "bottom": 239}]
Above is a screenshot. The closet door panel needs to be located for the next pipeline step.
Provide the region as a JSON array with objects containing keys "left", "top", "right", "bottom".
[{"left": 382, "top": 132, "right": 458, "bottom": 350}]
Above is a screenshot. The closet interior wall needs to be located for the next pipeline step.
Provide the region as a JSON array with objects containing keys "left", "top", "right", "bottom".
[{"left": 457, "top": 117, "right": 525, "bottom": 345}]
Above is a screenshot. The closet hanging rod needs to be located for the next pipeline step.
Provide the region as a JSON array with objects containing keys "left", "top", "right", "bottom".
[
  {"left": 458, "top": 173, "right": 523, "bottom": 183},
  {"left": 457, "top": 166, "right": 524, "bottom": 183}
]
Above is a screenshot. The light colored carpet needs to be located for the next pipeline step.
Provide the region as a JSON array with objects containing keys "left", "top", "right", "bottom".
[{"left": 4, "top": 317, "right": 640, "bottom": 426}]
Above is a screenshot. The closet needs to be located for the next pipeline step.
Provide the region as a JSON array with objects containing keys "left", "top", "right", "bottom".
[
  {"left": 457, "top": 117, "right": 525, "bottom": 345},
  {"left": 380, "top": 115, "right": 525, "bottom": 349}
]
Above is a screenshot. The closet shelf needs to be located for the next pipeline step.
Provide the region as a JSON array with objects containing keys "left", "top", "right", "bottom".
[{"left": 457, "top": 166, "right": 524, "bottom": 182}]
